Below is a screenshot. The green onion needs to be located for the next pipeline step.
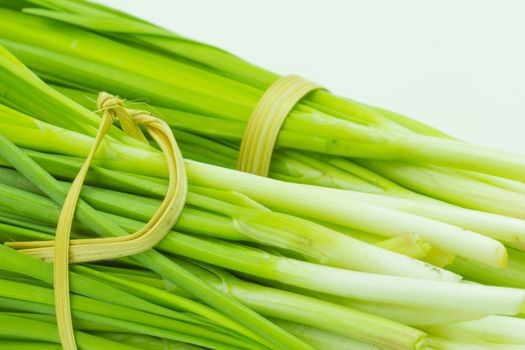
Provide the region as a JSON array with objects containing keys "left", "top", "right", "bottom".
[
  {"left": 0, "top": 313, "right": 144, "bottom": 350},
  {"left": 0, "top": 2, "right": 525, "bottom": 349},
  {"left": 453, "top": 315, "right": 525, "bottom": 345}
]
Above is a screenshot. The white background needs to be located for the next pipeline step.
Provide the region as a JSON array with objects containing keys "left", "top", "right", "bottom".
[{"left": 95, "top": 0, "right": 525, "bottom": 152}]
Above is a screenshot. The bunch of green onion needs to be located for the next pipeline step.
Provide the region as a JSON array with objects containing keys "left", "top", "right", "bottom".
[{"left": 0, "top": 1, "right": 523, "bottom": 350}]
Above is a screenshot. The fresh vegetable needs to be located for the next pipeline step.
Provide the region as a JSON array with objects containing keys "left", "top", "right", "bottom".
[{"left": 0, "top": 1, "right": 524, "bottom": 350}]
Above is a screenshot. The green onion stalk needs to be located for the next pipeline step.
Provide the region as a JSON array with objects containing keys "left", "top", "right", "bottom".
[
  {"left": 452, "top": 315, "right": 525, "bottom": 345},
  {"left": 0, "top": 313, "right": 144, "bottom": 350},
  {"left": 1, "top": 1, "right": 525, "bottom": 220},
  {"left": 421, "top": 323, "right": 525, "bottom": 349}
]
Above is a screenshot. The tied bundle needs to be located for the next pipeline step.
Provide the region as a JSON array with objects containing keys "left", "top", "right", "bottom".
[{"left": 0, "top": 1, "right": 523, "bottom": 350}]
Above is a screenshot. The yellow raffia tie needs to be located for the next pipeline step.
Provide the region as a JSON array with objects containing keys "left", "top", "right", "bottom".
[
  {"left": 6, "top": 92, "right": 187, "bottom": 350},
  {"left": 237, "top": 75, "right": 323, "bottom": 176}
]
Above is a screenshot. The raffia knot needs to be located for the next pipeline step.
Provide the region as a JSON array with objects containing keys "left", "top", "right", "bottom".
[
  {"left": 96, "top": 92, "right": 147, "bottom": 142},
  {"left": 97, "top": 91, "right": 124, "bottom": 111}
]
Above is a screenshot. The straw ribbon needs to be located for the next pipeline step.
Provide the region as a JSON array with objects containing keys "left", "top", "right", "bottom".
[
  {"left": 237, "top": 75, "right": 323, "bottom": 176},
  {"left": 7, "top": 92, "right": 188, "bottom": 350}
]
